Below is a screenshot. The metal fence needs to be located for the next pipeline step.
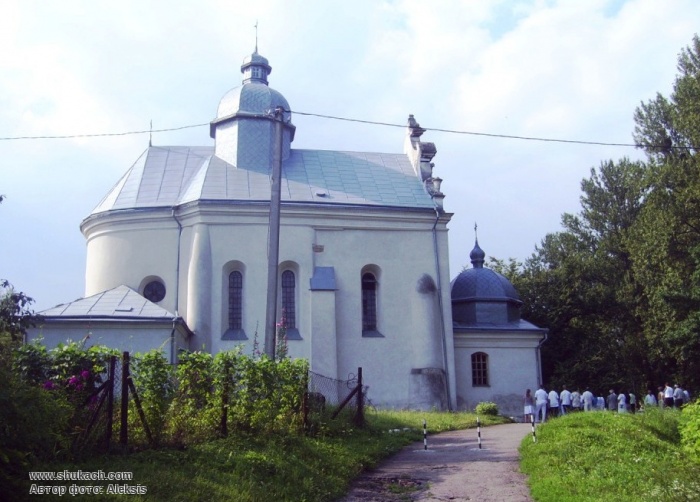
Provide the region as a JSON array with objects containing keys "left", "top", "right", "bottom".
[{"left": 72, "top": 354, "right": 369, "bottom": 454}]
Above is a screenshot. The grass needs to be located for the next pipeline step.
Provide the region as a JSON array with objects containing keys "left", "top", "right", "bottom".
[
  {"left": 520, "top": 408, "right": 700, "bottom": 502},
  {"left": 17, "top": 410, "right": 509, "bottom": 502}
]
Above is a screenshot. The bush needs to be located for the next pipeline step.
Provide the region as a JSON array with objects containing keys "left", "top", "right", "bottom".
[
  {"left": 0, "top": 344, "right": 72, "bottom": 496},
  {"left": 475, "top": 401, "right": 499, "bottom": 416},
  {"left": 680, "top": 400, "right": 700, "bottom": 463}
]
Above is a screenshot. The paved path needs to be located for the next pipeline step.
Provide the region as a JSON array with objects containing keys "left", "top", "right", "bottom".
[{"left": 338, "top": 422, "right": 534, "bottom": 501}]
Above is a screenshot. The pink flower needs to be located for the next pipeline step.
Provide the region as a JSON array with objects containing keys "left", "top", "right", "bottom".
[
  {"left": 81, "top": 370, "right": 90, "bottom": 379},
  {"left": 43, "top": 381, "right": 55, "bottom": 390}
]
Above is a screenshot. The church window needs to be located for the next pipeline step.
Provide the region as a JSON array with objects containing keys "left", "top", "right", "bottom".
[
  {"left": 471, "top": 352, "right": 489, "bottom": 387},
  {"left": 362, "top": 272, "right": 377, "bottom": 332},
  {"left": 228, "top": 271, "right": 243, "bottom": 330},
  {"left": 143, "top": 280, "right": 166, "bottom": 303},
  {"left": 281, "top": 270, "right": 296, "bottom": 329}
]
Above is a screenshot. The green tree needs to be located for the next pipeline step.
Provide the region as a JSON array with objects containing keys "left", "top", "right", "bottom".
[
  {"left": 491, "top": 158, "right": 648, "bottom": 392},
  {"left": 0, "top": 280, "right": 36, "bottom": 345},
  {"left": 629, "top": 34, "right": 700, "bottom": 390}
]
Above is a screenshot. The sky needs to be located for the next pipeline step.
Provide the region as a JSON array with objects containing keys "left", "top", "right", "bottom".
[{"left": 1, "top": 0, "right": 698, "bottom": 311}]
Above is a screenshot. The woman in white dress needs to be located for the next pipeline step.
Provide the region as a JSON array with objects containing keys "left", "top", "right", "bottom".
[{"left": 617, "top": 392, "right": 627, "bottom": 413}]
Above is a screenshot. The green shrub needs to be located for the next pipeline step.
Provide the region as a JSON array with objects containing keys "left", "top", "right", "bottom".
[
  {"left": 130, "top": 349, "right": 174, "bottom": 445},
  {"left": 475, "top": 401, "right": 499, "bottom": 416},
  {"left": 680, "top": 400, "right": 700, "bottom": 463},
  {"left": 0, "top": 348, "right": 72, "bottom": 497}
]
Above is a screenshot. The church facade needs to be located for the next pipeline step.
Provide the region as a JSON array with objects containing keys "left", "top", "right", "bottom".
[{"left": 28, "top": 50, "right": 546, "bottom": 416}]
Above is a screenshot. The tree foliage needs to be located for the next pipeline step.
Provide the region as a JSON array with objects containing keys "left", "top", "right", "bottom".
[{"left": 491, "top": 35, "right": 700, "bottom": 393}]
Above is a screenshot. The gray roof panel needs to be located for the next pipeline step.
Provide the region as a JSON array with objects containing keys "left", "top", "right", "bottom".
[
  {"left": 40, "top": 285, "right": 175, "bottom": 319},
  {"left": 89, "top": 146, "right": 435, "bottom": 216}
]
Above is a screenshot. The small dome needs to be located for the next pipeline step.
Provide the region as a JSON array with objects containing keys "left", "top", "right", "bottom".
[
  {"left": 469, "top": 240, "right": 486, "bottom": 268},
  {"left": 451, "top": 240, "right": 522, "bottom": 326},
  {"left": 242, "top": 51, "right": 270, "bottom": 69}
]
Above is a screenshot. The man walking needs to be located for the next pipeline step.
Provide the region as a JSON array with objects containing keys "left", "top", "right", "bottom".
[
  {"left": 664, "top": 383, "right": 674, "bottom": 408},
  {"left": 548, "top": 388, "right": 560, "bottom": 418},
  {"left": 581, "top": 388, "right": 594, "bottom": 412},
  {"left": 560, "top": 385, "right": 572, "bottom": 415},
  {"left": 607, "top": 389, "right": 618, "bottom": 412},
  {"left": 535, "top": 385, "right": 548, "bottom": 423}
]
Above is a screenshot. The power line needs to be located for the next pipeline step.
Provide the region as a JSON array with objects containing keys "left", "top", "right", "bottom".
[
  {"left": 0, "top": 110, "right": 688, "bottom": 150},
  {"left": 0, "top": 122, "right": 209, "bottom": 141},
  {"left": 293, "top": 111, "right": 648, "bottom": 148}
]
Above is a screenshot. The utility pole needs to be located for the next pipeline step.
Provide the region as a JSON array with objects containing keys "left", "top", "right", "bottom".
[{"left": 264, "top": 107, "right": 285, "bottom": 358}]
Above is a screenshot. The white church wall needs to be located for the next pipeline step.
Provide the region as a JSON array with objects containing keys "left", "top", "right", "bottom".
[
  {"left": 81, "top": 199, "right": 454, "bottom": 409},
  {"left": 83, "top": 213, "right": 180, "bottom": 314},
  {"left": 454, "top": 332, "right": 542, "bottom": 418}
]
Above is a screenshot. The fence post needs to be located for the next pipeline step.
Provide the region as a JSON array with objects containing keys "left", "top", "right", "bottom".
[
  {"left": 354, "top": 367, "right": 364, "bottom": 427},
  {"left": 302, "top": 391, "right": 309, "bottom": 433},
  {"left": 106, "top": 355, "right": 116, "bottom": 451},
  {"left": 120, "top": 351, "right": 129, "bottom": 447},
  {"left": 220, "top": 359, "right": 229, "bottom": 437}
]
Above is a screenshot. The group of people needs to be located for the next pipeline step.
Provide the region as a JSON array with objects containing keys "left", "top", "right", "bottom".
[
  {"left": 643, "top": 383, "right": 691, "bottom": 409},
  {"left": 523, "top": 382, "right": 692, "bottom": 423}
]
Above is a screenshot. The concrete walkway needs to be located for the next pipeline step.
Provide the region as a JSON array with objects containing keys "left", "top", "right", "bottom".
[{"left": 338, "top": 422, "right": 534, "bottom": 501}]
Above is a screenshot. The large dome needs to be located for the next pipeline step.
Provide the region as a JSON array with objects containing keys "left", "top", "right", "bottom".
[
  {"left": 215, "top": 83, "right": 291, "bottom": 120},
  {"left": 451, "top": 240, "right": 522, "bottom": 326},
  {"left": 209, "top": 49, "right": 295, "bottom": 163}
]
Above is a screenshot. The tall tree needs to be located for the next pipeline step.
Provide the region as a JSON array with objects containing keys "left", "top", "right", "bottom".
[
  {"left": 630, "top": 35, "right": 700, "bottom": 390},
  {"left": 491, "top": 159, "right": 648, "bottom": 391}
]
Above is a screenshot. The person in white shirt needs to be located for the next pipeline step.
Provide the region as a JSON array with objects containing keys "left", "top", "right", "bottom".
[
  {"left": 628, "top": 392, "right": 636, "bottom": 413},
  {"left": 534, "top": 386, "right": 548, "bottom": 423},
  {"left": 673, "top": 385, "right": 684, "bottom": 408},
  {"left": 664, "top": 383, "right": 674, "bottom": 408},
  {"left": 571, "top": 389, "right": 582, "bottom": 411},
  {"left": 560, "top": 386, "right": 572, "bottom": 415},
  {"left": 581, "top": 388, "right": 594, "bottom": 411},
  {"left": 617, "top": 392, "right": 627, "bottom": 413},
  {"left": 548, "top": 389, "right": 560, "bottom": 418},
  {"left": 644, "top": 389, "right": 657, "bottom": 408}
]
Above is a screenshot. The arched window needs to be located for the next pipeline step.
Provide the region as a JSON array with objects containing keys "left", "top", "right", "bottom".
[
  {"left": 228, "top": 271, "right": 243, "bottom": 330},
  {"left": 471, "top": 352, "right": 489, "bottom": 387},
  {"left": 281, "top": 270, "right": 296, "bottom": 329},
  {"left": 222, "top": 269, "right": 246, "bottom": 340},
  {"left": 362, "top": 272, "right": 377, "bottom": 332}
]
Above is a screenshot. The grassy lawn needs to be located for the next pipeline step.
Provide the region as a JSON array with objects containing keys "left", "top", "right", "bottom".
[
  {"left": 19, "top": 410, "right": 508, "bottom": 502},
  {"left": 520, "top": 408, "right": 700, "bottom": 502}
]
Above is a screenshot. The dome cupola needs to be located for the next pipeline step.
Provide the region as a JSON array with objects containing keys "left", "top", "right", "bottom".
[
  {"left": 241, "top": 51, "right": 272, "bottom": 84},
  {"left": 209, "top": 49, "right": 295, "bottom": 169},
  {"left": 451, "top": 238, "right": 522, "bottom": 326}
]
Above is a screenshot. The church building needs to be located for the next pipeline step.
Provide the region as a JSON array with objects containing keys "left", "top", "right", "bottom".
[{"left": 28, "top": 49, "right": 547, "bottom": 417}]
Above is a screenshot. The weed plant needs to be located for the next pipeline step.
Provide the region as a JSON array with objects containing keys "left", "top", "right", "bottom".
[{"left": 520, "top": 408, "right": 700, "bottom": 502}]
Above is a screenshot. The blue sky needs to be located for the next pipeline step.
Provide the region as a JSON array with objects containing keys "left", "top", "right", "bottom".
[{"left": 1, "top": 0, "right": 698, "bottom": 311}]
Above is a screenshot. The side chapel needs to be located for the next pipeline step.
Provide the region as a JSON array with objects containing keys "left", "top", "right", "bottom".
[{"left": 28, "top": 49, "right": 547, "bottom": 416}]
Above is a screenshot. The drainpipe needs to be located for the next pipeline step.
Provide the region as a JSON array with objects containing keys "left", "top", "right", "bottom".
[
  {"left": 536, "top": 330, "right": 548, "bottom": 385},
  {"left": 432, "top": 207, "right": 452, "bottom": 411},
  {"left": 172, "top": 208, "right": 183, "bottom": 359}
]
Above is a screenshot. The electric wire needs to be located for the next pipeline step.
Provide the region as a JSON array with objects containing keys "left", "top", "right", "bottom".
[{"left": 0, "top": 110, "right": 691, "bottom": 151}]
